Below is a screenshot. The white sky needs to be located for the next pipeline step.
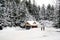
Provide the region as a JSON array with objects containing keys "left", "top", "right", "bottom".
[{"left": 31, "top": 0, "right": 56, "bottom": 7}]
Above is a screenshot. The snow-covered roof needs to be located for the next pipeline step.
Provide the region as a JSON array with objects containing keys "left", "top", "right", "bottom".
[{"left": 26, "top": 21, "right": 38, "bottom": 26}]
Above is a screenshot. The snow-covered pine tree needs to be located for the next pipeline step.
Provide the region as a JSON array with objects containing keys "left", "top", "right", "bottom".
[
  {"left": 50, "top": 5, "right": 55, "bottom": 21},
  {"left": 40, "top": 4, "right": 46, "bottom": 20},
  {"left": 25, "top": 0, "right": 40, "bottom": 21},
  {"left": 55, "top": 0, "right": 60, "bottom": 28},
  {"left": 46, "top": 4, "right": 52, "bottom": 20},
  {"left": 0, "top": 0, "right": 6, "bottom": 29}
]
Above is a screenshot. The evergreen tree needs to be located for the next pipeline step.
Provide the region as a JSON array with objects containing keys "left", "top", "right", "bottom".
[
  {"left": 40, "top": 4, "right": 46, "bottom": 20},
  {"left": 25, "top": 0, "right": 40, "bottom": 21},
  {"left": 50, "top": 5, "right": 55, "bottom": 21},
  {"left": 46, "top": 4, "right": 52, "bottom": 20},
  {"left": 55, "top": 0, "right": 60, "bottom": 28}
]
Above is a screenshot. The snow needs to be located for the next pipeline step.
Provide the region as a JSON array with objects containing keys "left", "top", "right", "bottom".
[
  {"left": 0, "top": 27, "right": 60, "bottom": 40},
  {"left": 30, "top": 0, "right": 56, "bottom": 7},
  {"left": 0, "top": 20, "right": 60, "bottom": 40},
  {"left": 39, "top": 20, "right": 54, "bottom": 27},
  {"left": 26, "top": 21, "right": 38, "bottom": 26},
  {"left": 25, "top": 20, "right": 53, "bottom": 28}
]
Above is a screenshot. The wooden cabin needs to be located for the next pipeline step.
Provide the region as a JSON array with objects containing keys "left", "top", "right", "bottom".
[{"left": 24, "top": 21, "right": 38, "bottom": 29}]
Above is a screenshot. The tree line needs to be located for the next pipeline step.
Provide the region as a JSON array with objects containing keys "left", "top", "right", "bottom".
[{"left": 0, "top": 0, "right": 59, "bottom": 28}]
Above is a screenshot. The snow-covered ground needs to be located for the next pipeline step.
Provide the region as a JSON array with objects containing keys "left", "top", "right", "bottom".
[
  {"left": 0, "top": 20, "right": 60, "bottom": 40},
  {"left": 0, "top": 27, "right": 60, "bottom": 40}
]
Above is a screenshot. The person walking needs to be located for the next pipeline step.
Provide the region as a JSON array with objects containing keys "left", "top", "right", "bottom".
[{"left": 41, "top": 23, "right": 45, "bottom": 31}]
